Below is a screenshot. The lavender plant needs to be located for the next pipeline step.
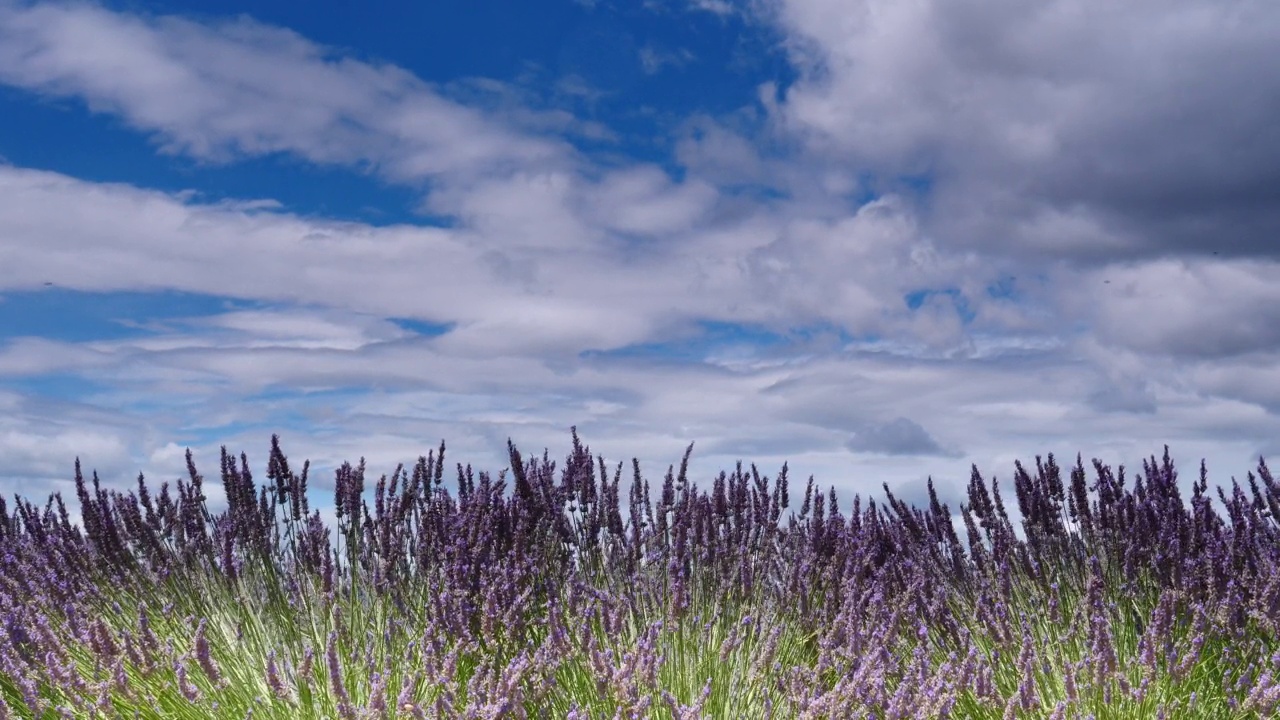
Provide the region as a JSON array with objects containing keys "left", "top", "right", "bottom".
[{"left": 0, "top": 429, "right": 1275, "bottom": 718}]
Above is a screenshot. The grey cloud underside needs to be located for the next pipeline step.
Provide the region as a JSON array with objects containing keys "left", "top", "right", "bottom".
[
  {"left": 844, "top": 417, "right": 957, "bottom": 458},
  {"left": 772, "top": 0, "right": 1280, "bottom": 261},
  {"left": 1086, "top": 380, "right": 1158, "bottom": 415}
]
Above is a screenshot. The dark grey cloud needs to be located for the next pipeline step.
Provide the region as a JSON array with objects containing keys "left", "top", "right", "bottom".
[
  {"left": 1086, "top": 379, "right": 1158, "bottom": 415},
  {"left": 844, "top": 417, "right": 956, "bottom": 457},
  {"left": 772, "top": 0, "right": 1280, "bottom": 262},
  {"left": 1256, "top": 441, "right": 1280, "bottom": 470}
]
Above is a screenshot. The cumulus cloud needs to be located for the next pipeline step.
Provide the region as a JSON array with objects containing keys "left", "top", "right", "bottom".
[
  {"left": 763, "top": 0, "right": 1280, "bottom": 262},
  {"left": 698, "top": 0, "right": 1280, "bottom": 360},
  {"left": 844, "top": 417, "right": 955, "bottom": 457}
]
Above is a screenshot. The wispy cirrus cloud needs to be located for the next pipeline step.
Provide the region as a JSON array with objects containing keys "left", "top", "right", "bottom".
[{"left": 638, "top": 44, "right": 696, "bottom": 75}]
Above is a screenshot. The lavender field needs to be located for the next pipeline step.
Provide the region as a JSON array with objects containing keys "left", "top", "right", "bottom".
[{"left": 0, "top": 430, "right": 1277, "bottom": 719}]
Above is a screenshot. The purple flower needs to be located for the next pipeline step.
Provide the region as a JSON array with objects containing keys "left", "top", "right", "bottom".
[
  {"left": 326, "top": 631, "right": 356, "bottom": 720},
  {"left": 265, "top": 650, "right": 287, "bottom": 700},
  {"left": 193, "top": 618, "right": 222, "bottom": 686},
  {"left": 175, "top": 656, "right": 201, "bottom": 703}
]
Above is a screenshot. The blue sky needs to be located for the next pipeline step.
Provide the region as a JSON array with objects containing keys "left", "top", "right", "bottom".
[{"left": 2, "top": 0, "right": 1279, "bottom": 528}]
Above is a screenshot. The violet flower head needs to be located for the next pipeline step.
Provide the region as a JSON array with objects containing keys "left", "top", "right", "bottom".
[
  {"left": 326, "top": 631, "right": 356, "bottom": 720},
  {"left": 193, "top": 618, "right": 222, "bottom": 686},
  {"left": 174, "top": 656, "right": 202, "bottom": 703},
  {"left": 265, "top": 650, "right": 287, "bottom": 700}
]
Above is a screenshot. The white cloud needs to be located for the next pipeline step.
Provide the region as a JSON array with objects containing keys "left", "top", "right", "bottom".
[
  {"left": 638, "top": 44, "right": 697, "bottom": 75},
  {"left": 0, "top": 0, "right": 572, "bottom": 188},
  {"left": 190, "top": 310, "right": 411, "bottom": 351},
  {"left": 1081, "top": 259, "right": 1280, "bottom": 358},
  {"left": 582, "top": 166, "right": 718, "bottom": 237},
  {"left": 0, "top": 425, "right": 131, "bottom": 480},
  {"left": 687, "top": 0, "right": 739, "bottom": 17},
  {"left": 675, "top": 116, "right": 770, "bottom": 187}
]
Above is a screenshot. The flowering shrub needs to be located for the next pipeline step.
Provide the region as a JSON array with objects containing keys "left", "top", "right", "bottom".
[{"left": 0, "top": 429, "right": 1276, "bottom": 718}]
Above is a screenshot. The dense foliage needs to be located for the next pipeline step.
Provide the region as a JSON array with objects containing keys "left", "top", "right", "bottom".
[{"left": 0, "top": 429, "right": 1276, "bottom": 718}]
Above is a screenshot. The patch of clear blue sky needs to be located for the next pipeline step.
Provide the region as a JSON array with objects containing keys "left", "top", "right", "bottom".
[
  {"left": 0, "top": 289, "right": 450, "bottom": 348},
  {"left": 243, "top": 386, "right": 376, "bottom": 403},
  {"left": 388, "top": 318, "right": 454, "bottom": 338},
  {"left": 0, "top": 87, "right": 438, "bottom": 226},
  {"left": 0, "top": 373, "right": 105, "bottom": 402},
  {"left": 985, "top": 276, "right": 1019, "bottom": 301},
  {"left": 0, "top": 287, "right": 269, "bottom": 342},
  {"left": 904, "top": 289, "right": 977, "bottom": 324},
  {"left": 580, "top": 319, "right": 871, "bottom": 366},
  {"left": 152, "top": 420, "right": 300, "bottom": 471},
  {"left": 903, "top": 271, "right": 1035, "bottom": 323}
]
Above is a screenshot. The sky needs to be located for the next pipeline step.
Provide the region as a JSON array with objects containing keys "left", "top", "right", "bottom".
[{"left": 1, "top": 0, "right": 1278, "bottom": 531}]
